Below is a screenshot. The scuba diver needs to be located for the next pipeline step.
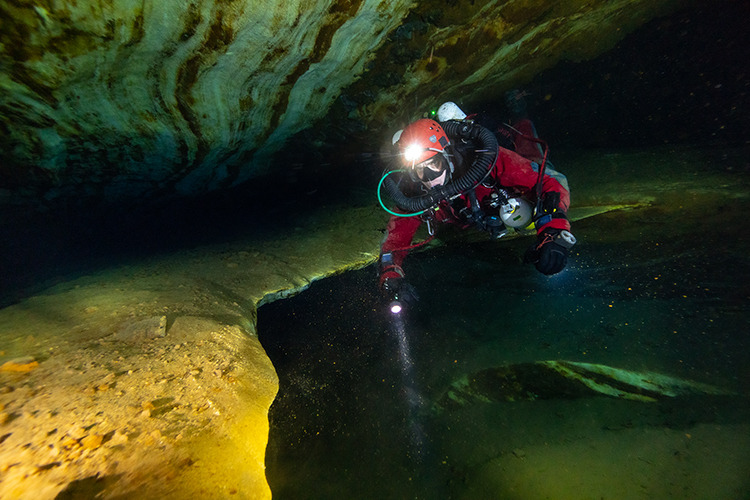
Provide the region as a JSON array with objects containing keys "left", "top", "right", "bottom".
[{"left": 377, "top": 97, "right": 576, "bottom": 306}]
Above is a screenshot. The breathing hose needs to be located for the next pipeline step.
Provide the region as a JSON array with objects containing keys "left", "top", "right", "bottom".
[
  {"left": 381, "top": 121, "right": 499, "bottom": 214},
  {"left": 377, "top": 171, "right": 427, "bottom": 217}
]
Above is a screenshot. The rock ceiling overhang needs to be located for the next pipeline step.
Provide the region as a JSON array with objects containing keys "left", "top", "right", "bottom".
[{"left": 0, "top": 0, "right": 683, "bottom": 208}]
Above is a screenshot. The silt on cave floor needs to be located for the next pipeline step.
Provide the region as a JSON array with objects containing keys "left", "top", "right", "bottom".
[{"left": 0, "top": 146, "right": 749, "bottom": 499}]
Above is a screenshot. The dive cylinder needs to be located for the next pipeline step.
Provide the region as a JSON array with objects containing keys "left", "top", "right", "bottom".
[
  {"left": 437, "top": 102, "right": 467, "bottom": 122},
  {"left": 499, "top": 197, "right": 533, "bottom": 229}
]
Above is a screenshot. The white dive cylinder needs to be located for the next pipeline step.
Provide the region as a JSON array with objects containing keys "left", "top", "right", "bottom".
[
  {"left": 437, "top": 101, "right": 467, "bottom": 122},
  {"left": 499, "top": 197, "right": 533, "bottom": 228}
]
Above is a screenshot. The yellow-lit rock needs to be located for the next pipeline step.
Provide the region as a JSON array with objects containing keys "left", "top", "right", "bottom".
[
  {"left": 0, "top": 201, "right": 385, "bottom": 498},
  {"left": 0, "top": 359, "right": 39, "bottom": 372}
]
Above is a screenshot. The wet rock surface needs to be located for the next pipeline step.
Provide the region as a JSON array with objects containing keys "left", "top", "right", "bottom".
[
  {"left": 0, "top": 0, "right": 681, "bottom": 210},
  {"left": 0, "top": 201, "right": 384, "bottom": 498}
]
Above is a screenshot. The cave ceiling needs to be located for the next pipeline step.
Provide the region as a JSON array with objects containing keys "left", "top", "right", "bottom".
[{"left": 0, "top": 0, "right": 685, "bottom": 210}]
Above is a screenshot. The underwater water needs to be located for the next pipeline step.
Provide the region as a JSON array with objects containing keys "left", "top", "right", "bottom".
[
  {"left": 258, "top": 167, "right": 750, "bottom": 499},
  {"left": 0, "top": 4, "right": 746, "bottom": 497}
]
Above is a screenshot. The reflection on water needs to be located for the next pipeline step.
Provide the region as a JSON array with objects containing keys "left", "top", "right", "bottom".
[{"left": 258, "top": 168, "right": 750, "bottom": 499}]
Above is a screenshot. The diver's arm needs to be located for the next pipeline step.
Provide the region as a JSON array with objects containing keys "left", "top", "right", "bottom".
[
  {"left": 378, "top": 214, "right": 422, "bottom": 288},
  {"left": 493, "top": 148, "right": 570, "bottom": 234},
  {"left": 494, "top": 148, "right": 574, "bottom": 275}
]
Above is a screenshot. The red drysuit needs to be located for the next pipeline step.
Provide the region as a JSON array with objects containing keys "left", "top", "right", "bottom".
[{"left": 379, "top": 122, "right": 570, "bottom": 285}]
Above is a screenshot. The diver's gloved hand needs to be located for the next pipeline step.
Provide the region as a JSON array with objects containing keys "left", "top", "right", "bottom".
[
  {"left": 380, "top": 275, "right": 419, "bottom": 306},
  {"left": 524, "top": 228, "right": 573, "bottom": 275}
]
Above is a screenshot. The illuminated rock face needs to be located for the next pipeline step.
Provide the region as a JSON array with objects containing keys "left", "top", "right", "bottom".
[
  {"left": 0, "top": 0, "right": 682, "bottom": 208},
  {"left": 1, "top": 0, "right": 414, "bottom": 201}
]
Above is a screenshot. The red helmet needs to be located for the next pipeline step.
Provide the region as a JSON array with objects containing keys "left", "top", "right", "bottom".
[{"left": 397, "top": 119, "right": 450, "bottom": 167}]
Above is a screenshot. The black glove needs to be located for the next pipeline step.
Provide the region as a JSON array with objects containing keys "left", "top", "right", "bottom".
[
  {"left": 524, "top": 228, "right": 569, "bottom": 275},
  {"left": 381, "top": 276, "right": 419, "bottom": 306}
]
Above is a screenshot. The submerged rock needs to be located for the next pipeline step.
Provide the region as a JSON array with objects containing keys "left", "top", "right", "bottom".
[
  {"left": 0, "top": 357, "right": 39, "bottom": 372},
  {"left": 436, "top": 360, "right": 736, "bottom": 410},
  {"left": 114, "top": 316, "right": 167, "bottom": 343}
]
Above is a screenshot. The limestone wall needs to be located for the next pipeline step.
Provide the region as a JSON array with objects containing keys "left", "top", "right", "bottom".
[
  {"left": 0, "top": 202, "right": 386, "bottom": 498},
  {"left": 1, "top": 0, "right": 683, "bottom": 208},
  {"left": 0, "top": 0, "right": 413, "bottom": 200}
]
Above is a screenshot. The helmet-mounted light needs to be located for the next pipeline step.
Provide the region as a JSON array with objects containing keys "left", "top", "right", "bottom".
[
  {"left": 403, "top": 143, "right": 424, "bottom": 165},
  {"left": 397, "top": 118, "right": 449, "bottom": 169}
]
